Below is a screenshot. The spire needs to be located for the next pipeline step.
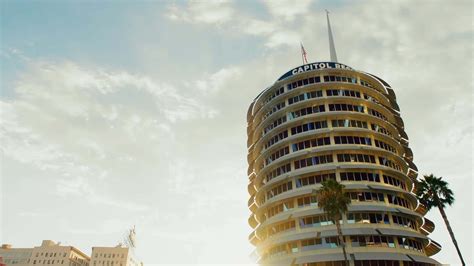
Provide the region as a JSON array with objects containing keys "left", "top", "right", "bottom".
[{"left": 326, "top": 10, "right": 338, "bottom": 62}]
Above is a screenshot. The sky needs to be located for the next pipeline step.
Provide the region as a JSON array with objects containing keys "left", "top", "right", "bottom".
[{"left": 0, "top": 0, "right": 472, "bottom": 265}]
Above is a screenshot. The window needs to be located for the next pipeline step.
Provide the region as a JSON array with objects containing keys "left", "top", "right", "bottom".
[
  {"left": 263, "top": 115, "right": 287, "bottom": 135},
  {"left": 296, "top": 173, "right": 336, "bottom": 187},
  {"left": 300, "top": 214, "right": 334, "bottom": 228},
  {"left": 297, "top": 195, "right": 318, "bottom": 207},
  {"left": 379, "top": 157, "right": 402, "bottom": 171},
  {"left": 287, "top": 76, "right": 321, "bottom": 91},
  {"left": 263, "top": 101, "right": 286, "bottom": 120},
  {"left": 348, "top": 192, "right": 385, "bottom": 202},
  {"left": 368, "top": 108, "right": 388, "bottom": 121},
  {"left": 288, "top": 90, "right": 323, "bottom": 105},
  {"left": 323, "top": 75, "right": 357, "bottom": 84},
  {"left": 265, "top": 87, "right": 285, "bottom": 104},
  {"left": 383, "top": 175, "right": 407, "bottom": 190},
  {"left": 290, "top": 120, "right": 328, "bottom": 135},
  {"left": 374, "top": 139, "right": 397, "bottom": 153},
  {"left": 328, "top": 104, "right": 365, "bottom": 113},
  {"left": 267, "top": 181, "right": 292, "bottom": 200},
  {"left": 265, "top": 130, "right": 288, "bottom": 149},
  {"left": 387, "top": 194, "right": 411, "bottom": 208},
  {"left": 266, "top": 200, "right": 294, "bottom": 219},
  {"left": 397, "top": 237, "right": 423, "bottom": 252},
  {"left": 350, "top": 235, "right": 395, "bottom": 248},
  {"left": 332, "top": 119, "right": 368, "bottom": 129},
  {"left": 340, "top": 172, "right": 380, "bottom": 182},
  {"left": 265, "top": 146, "right": 290, "bottom": 166},
  {"left": 288, "top": 105, "right": 325, "bottom": 120},
  {"left": 326, "top": 89, "right": 361, "bottom": 98},
  {"left": 334, "top": 136, "right": 372, "bottom": 145},
  {"left": 291, "top": 137, "right": 330, "bottom": 152},
  {"left": 337, "top": 153, "right": 376, "bottom": 164},
  {"left": 347, "top": 212, "right": 389, "bottom": 224},
  {"left": 294, "top": 154, "right": 333, "bottom": 169},
  {"left": 265, "top": 163, "right": 291, "bottom": 183},
  {"left": 392, "top": 215, "right": 417, "bottom": 230},
  {"left": 267, "top": 220, "right": 296, "bottom": 237},
  {"left": 370, "top": 123, "right": 393, "bottom": 136}
]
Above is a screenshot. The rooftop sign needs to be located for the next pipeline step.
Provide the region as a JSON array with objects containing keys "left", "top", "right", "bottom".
[{"left": 277, "top": 62, "right": 353, "bottom": 81}]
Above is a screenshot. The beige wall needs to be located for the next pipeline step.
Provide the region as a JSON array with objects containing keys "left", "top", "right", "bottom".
[{"left": 90, "top": 247, "right": 139, "bottom": 266}]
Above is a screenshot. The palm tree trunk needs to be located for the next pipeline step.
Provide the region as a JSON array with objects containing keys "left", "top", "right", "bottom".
[
  {"left": 438, "top": 205, "right": 465, "bottom": 266},
  {"left": 335, "top": 219, "right": 349, "bottom": 266}
]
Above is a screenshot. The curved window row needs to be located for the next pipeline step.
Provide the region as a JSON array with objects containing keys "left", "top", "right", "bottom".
[
  {"left": 341, "top": 172, "right": 408, "bottom": 191},
  {"left": 337, "top": 153, "right": 376, "bottom": 164},
  {"left": 307, "top": 261, "right": 401, "bottom": 266},
  {"left": 263, "top": 115, "right": 287, "bottom": 135},
  {"left": 326, "top": 89, "right": 361, "bottom": 98},
  {"left": 294, "top": 154, "right": 333, "bottom": 170},
  {"left": 297, "top": 195, "right": 318, "bottom": 208},
  {"left": 351, "top": 235, "right": 395, "bottom": 248},
  {"left": 267, "top": 220, "right": 295, "bottom": 238},
  {"left": 348, "top": 191, "right": 385, "bottom": 203},
  {"left": 379, "top": 156, "right": 402, "bottom": 171},
  {"left": 383, "top": 175, "right": 407, "bottom": 190},
  {"left": 265, "top": 163, "right": 291, "bottom": 183},
  {"left": 264, "top": 236, "right": 423, "bottom": 261},
  {"left": 300, "top": 214, "right": 334, "bottom": 228},
  {"left": 262, "top": 153, "right": 402, "bottom": 184},
  {"left": 332, "top": 119, "right": 368, "bottom": 129},
  {"left": 287, "top": 76, "right": 321, "bottom": 91},
  {"left": 347, "top": 212, "right": 389, "bottom": 224},
  {"left": 290, "top": 120, "right": 328, "bottom": 135},
  {"left": 334, "top": 135, "right": 372, "bottom": 145},
  {"left": 288, "top": 105, "right": 325, "bottom": 120},
  {"left": 265, "top": 146, "right": 290, "bottom": 166},
  {"left": 387, "top": 194, "right": 411, "bottom": 209},
  {"left": 340, "top": 172, "right": 380, "bottom": 182},
  {"left": 302, "top": 237, "right": 340, "bottom": 250},
  {"left": 266, "top": 181, "right": 292, "bottom": 200},
  {"left": 371, "top": 123, "right": 394, "bottom": 137},
  {"left": 392, "top": 214, "right": 417, "bottom": 230},
  {"left": 263, "top": 101, "right": 285, "bottom": 120},
  {"left": 296, "top": 173, "right": 336, "bottom": 188},
  {"left": 264, "top": 86, "right": 284, "bottom": 104},
  {"left": 323, "top": 75, "right": 357, "bottom": 84},
  {"left": 375, "top": 139, "right": 397, "bottom": 153},
  {"left": 369, "top": 108, "right": 388, "bottom": 121},
  {"left": 264, "top": 135, "right": 399, "bottom": 168},
  {"left": 288, "top": 90, "right": 323, "bottom": 105},
  {"left": 265, "top": 130, "right": 288, "bottom": 149},
  {"left": 291, "top": 136, "right": 331, "bottom": 152},
  {"left": 398, "top": 237, "right": 424, "bottom": 252},
  {"left": 329, "top": 103, "right": 364, "bottom": 113},
  {"left": 360, "top": 79, "right": 375, "bottom": 89},
  {"left": 265, "top": 200, "right": 295, "bottom": 220},
  {"left": 261, "top": 211, "right": 419, "bottom": 241}
]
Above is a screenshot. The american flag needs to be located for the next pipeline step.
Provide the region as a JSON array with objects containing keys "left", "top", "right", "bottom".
[{"left": 300, "top": 42, "right": 308, "bottom": 64}]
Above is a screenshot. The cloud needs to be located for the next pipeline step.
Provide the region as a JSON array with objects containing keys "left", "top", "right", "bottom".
[
  {"left": 166, "top": 0, "right": 235, "bottom": 24},
  {"left": 262, "top": 0, "right": 313, "bottom": 21},
  {"left": 1, "top": 60, "right": 223, "bottom": 211}
]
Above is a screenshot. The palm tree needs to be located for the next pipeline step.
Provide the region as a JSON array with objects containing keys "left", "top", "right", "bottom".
[
  {"left": 316, "top": 179, "right": 351, "bottom": 266},
  {"left": 416, "top": 174, "right": 465, "bottom": 266}
]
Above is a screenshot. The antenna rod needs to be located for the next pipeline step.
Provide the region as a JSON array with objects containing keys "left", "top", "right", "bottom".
[
  {"left": 326, "top": 10, "right": 338, "bottom": 62},
  {"left": 300, "top": 42, "right": 308, "bottom": 64}
]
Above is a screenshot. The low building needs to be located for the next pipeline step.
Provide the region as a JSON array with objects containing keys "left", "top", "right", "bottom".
[
  {"left": 0, "top": 244, "right": 32, "bottom": 266},
  {"left": 90, "top": 246, "right": 140, "bottom": 266},
  {"left": 1, "top": 241, "right": 89, "bottom": 266}
]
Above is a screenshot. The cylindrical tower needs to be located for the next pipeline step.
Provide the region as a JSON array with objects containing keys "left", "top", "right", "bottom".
[{"left": 247, "top": 62, "right": 441, "bottom": 266}]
